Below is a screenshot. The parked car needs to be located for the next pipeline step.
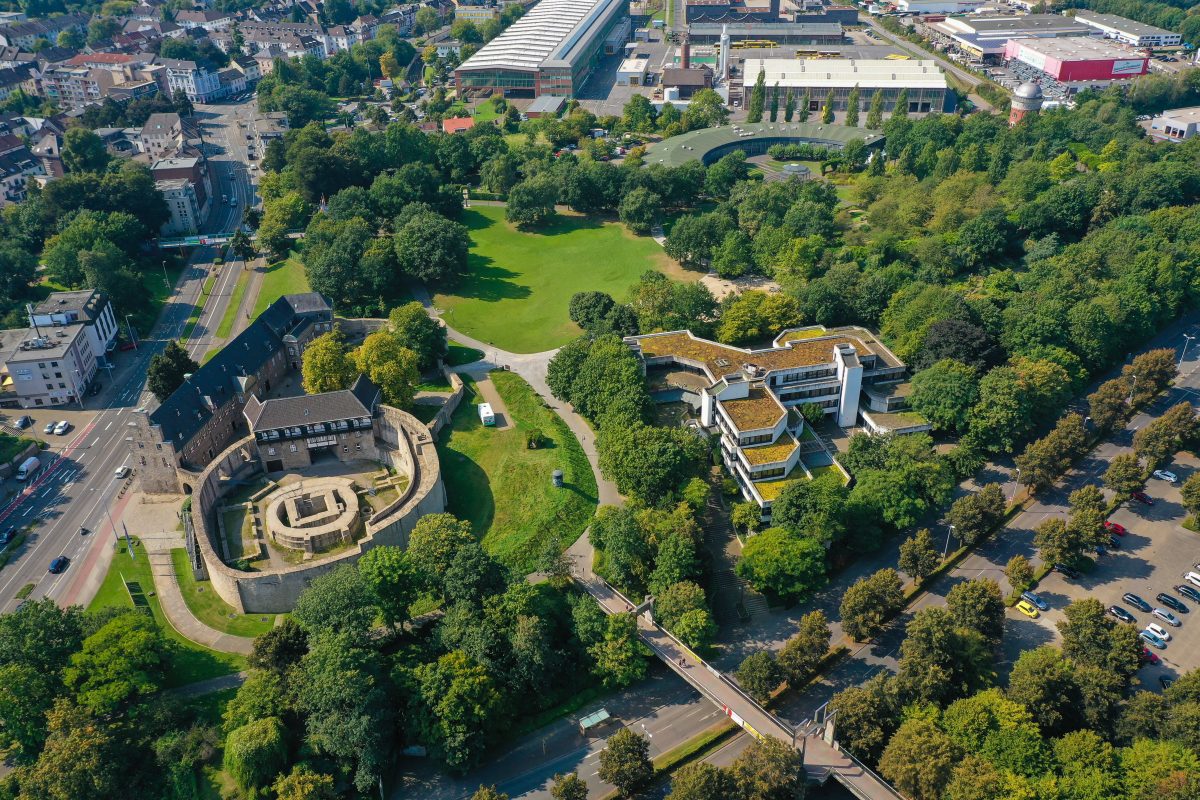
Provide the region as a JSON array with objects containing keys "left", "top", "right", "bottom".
[
  {"left": 1108, "top": 535, "right": 1121, "bottom": 549},
  {"left": 1146, "top": 622, "right": 1173, "bottom": 640},
  {"left": 1104, "top": 521, "right": 1127, "bottom": 536},
  {"left": 1140, "top": 647, "right": 1161, "bottom": 665},
  {"left": 1132, "top": 491, "right": 1154, "bottom": 505},
  {"left": 1053, "top": 563, "right": 1080, "bottom": 579},
  {"left": 1095, "top": 544, "right": 1108, "bottom": 556},
  {"left": 52, "top": 420, "right": 69, "bottom": 435},
  {"left": 1185, "top": 572, "right": 1200, "bottom": 590},
  {"left": 1141, "top": 629, "right": 1168, "bottom": 649},
  {"left": 42, "top": 421, "right": 55, "bottom": 434},
  {"left": 1109, "top": 605, "right": 1136, "bottom": 624},
  {"left": 1157, "top": 593, "right": 1188, "bottom": 614},
  {"left": 1176, "top": 585, "right": 1200, "bottom": 603},
  {"left": 1016, "top": 600, "right": 1040, "bottom": 619},
  {"left": 1153, "top": 609, "right": 1183, "bottom": 628},
  {"left": 47, "top": 556, "right": 69, "bottom": 574},
  {"left": 13, "top": 415, "right": 32, "bottom": 429},
  {"left": 1124, "top": 592, "right": 1153, "bottom": 612},
  {"left": 1022, "top": 591, "right": 1049, "bottom": 611},
  {"left": 114, "top": 466, "right": 130, "bottom": 479},
  {"left": 1153, "top": 470, "right": 1178, "bottom": 483}
]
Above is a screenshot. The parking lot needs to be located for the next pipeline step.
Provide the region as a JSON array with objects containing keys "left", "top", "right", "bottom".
[{"left": 1005, "top": 450, "right": 1200, "bottom": 689}]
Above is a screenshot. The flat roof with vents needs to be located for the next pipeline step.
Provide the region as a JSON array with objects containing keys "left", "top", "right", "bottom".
[
  {"left": 456, "top": 0, "right": 625, "bottom": 73},
  {"left": 739, "top": 58, "right": 948, "bottom": 90}
]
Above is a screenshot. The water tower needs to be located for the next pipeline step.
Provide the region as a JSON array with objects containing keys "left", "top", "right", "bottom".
[{"left": 1009, "top": 81, "right": 1043, "bottom": 127}]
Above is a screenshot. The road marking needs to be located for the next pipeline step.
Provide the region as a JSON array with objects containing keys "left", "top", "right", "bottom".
[
  {"left": 20, "top": 507, "right": 31, "bottom": 517},
  {"left": 104, "top": 421, "right": 112, "bottom": 431}
]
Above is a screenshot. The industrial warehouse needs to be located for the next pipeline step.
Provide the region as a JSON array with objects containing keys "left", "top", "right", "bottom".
[
  {"left": 453, "top": 0, "right": 630, "bottom": 98},
  {"left": 735, "top": 57, "right": 952, "bottom": 114},
  {"left": 1004, "top": 36, "right": 1149, "bottom": 88}
]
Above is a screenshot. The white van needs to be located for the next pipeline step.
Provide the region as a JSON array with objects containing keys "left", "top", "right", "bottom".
[
  {"left": 478, "top": 403, "right": 495, "bottom": 427},
  {"left": 15, "top": 456, "right": 39, "bottom": 481},
  {"left": 1185, "top": 572, "right": 1200, "bottom": 590}
]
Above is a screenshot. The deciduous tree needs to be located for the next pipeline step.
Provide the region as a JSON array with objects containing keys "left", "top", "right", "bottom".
[
  {"left": 736, "top": 528, "right": 827, "bottom": 602},
  {"left": 354, "top": 329, "right": 419, "bottom": 408},
  {"left": 599, "top": 728, "right": 653, "bottom": 798},
  {"left": 1105, "top": 453, "right": 1144, "bottom": 497},
  {"left": 736, "top": 651, "right": 781, "bottom": 704},
  {"left": 899, "top": 528, "right": 940, "bottom": 582},
  {"left": 946, "top": 578, "right": 1005, "bottom": 644},
  {"left": 777, "top": 609, "right": 831, "bottom": 686},
  {"left": 1005, "top": 554, "right": 1034, "bottom": 591},
  {"left": 389, "top": 302, "right": 446, "bottom": 370},
  {"left": 729, "top": 737, "right": 806, "bottom": 800},
  {"left": 301, "top": 328, "right": 357, "bottom": 395},
  {"left": 840, "top": 569, "right": 904, "bottom": 642},
  {"left": 224, "top": 717, "right": 288, "bottom": 793},
  {"left": 147, "top": 340, "right": 200, "bottom": 402},
  {"left": 879, "top": 718, "right": 960, "bottom": 800}
]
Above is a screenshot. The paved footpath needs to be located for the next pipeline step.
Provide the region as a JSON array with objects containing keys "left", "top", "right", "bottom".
[{"left": 147, "top": 551, "right": 254, "bottom": 656}]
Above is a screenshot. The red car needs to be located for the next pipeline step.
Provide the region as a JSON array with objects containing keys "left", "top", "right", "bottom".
[
  {"left": 1104, "top": 521, "right": 1128, "bottom": 536},
  {"left": 1131, "top": 491, "right": 1154, "bottom": 506},
  {"left": 1140, "top": 647, "right": 1161, "bottom": 666}
]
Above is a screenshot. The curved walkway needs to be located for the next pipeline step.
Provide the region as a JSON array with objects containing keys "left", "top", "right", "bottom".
[{"left": 148, "top": 551, "right": 255, "bottom": 655}]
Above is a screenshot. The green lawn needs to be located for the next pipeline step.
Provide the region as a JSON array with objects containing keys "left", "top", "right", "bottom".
[
  {"left": 214, "top": 265, "right": 253, "bottom": 339},
  {"left": 170, "top": 549, "right": 276, "bottom": 638},
  {"left": 252, "top": 256, "right": 310, "bottom": 319},
  {"left": 446, "top": 341, "right": 483, "bottom": 366},
  {"left": 87, "top": 538, "right": 245, "bottom": 687},
  {"left": 434, "top": 205, "right": 685, "bottom": 353},
  {"left": 437, "top": 371, "right": 597, "bottom": 572}
]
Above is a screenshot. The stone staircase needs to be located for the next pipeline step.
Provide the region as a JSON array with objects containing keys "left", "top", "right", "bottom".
[{"left": 702, "top": 478, "right": 769, "bottom": 624}]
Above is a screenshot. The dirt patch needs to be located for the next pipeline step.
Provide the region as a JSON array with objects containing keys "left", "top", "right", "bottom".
[{"left": 700, "top": 273, "right": 783, "bottom": 301}]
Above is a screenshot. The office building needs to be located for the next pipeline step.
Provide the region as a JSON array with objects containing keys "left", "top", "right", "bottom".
[
  {"left": 687, "top": 21, "right": 843, "bottom": 45},
  {"left": 159, "top": 58, "right": 221, "bottom": 103},
  {"left": 30, "top": 290, "right": 120, "bottom": 369},
  {"left": 454, "top": 0, "right": 629, "bottom": 97},
  {"left": 895, "top": 0, "right": 985, "bottom": 12},
  {"left": 0, "top": 322, "right": 98, "bottom": 407},
  {"left": 626, "top": 326, "right": 925, "bottom": 515}
]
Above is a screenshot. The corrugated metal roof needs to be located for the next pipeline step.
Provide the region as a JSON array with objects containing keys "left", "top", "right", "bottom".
[{"left": 456, "top": 0, "right": 622, "bottom": 73}]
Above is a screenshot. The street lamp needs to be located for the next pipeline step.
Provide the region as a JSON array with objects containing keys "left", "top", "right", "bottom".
[
  {"left": 1010, "top": 467, "right": 1022, "bottom": 502},
  {"left": 1181, "top": 334, "right": 1196, "bottom": 369},
  {"left": 943, "top": 524, "right": 955, "bottom": 559},
  {"left": 93, "top": 483, "right": 134, "bottom": 559},
  {"left": 125, "top": 315, "right": 139, "bottom": 351},
  {"left": 1128, "top": 374, "right": 1137, "bottom": 405}
]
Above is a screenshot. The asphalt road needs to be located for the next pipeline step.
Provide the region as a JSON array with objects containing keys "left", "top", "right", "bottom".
[
  {"left": 859, "top": 15, "right": 994, "bottom": 112},
  {"left": 0, "top": 99, "right": 259, "bottom": 613}
]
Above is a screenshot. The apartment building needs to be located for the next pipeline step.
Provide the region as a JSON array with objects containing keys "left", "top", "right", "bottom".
[
  {"left": 30, "top": 289, "right": 120, "bottom": 367},
  {"left": 159, "top": 57, "right": 221, "bottom": 103},
  {"left": 174, "top": 10, "right": 237, "bottom": 31},
  {"left": 627, "top": 326, "right": 928, "bottom": 515},
  {"left": 41, "top": 59, "right": 161, "bottom": 111},
  {"left": 0, "top": 13, "right": 87, "bottom": 50},
  {"left": 151, "top": 155, "right": 211, "bottom": 212},
  {"left": 0, "top": 132, "right": 41, "bottom": 205},
  {"left": 157, "top": 178, "right": 203, "bottom": 235}
]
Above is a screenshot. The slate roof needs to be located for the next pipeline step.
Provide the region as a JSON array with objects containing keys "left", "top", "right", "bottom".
[
  {"left": 149, "top": 294, "right": 331, "bottom": 448},
  {"left": 245, "top": 375, "right": 380, "bottom": 431}
]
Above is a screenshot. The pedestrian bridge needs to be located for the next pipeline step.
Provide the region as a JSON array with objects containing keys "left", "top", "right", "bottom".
[{"left": 572, "top": 568, "right": 906, "bottom": 800}]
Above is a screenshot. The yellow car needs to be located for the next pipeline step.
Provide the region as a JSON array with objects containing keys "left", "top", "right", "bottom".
[{"left": 1016, "top": 600, "right": 1040, "bottom": 619}]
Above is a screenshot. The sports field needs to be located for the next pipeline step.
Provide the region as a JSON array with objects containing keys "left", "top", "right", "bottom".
[{"left": 434, "top": 205, "right": 688, "bottom": 353}]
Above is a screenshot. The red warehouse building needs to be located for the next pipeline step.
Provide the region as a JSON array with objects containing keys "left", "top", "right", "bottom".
[{"left": 1004, "top": 37, "right": 1148, "bottom": 82}]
